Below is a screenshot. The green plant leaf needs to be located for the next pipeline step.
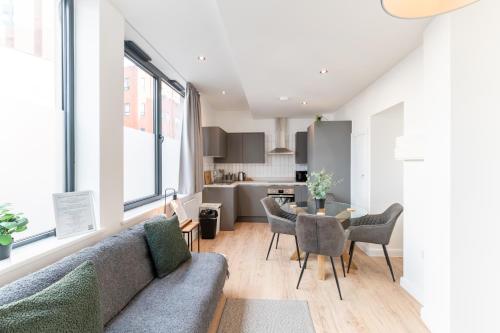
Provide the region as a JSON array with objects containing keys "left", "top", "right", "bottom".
[
  {"left": 0, "top": 222, "right": 17, "bottom": 230},
  {"left": 0, "top": 234, "right": 13, "bottom": 246},
  {"left": 15, "top": 225, "right": 27, "bottom": 233}
]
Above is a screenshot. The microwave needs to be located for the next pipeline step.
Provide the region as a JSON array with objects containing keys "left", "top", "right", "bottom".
[{"left": 295, "top": 170, "right": 307, "bottom": 182}]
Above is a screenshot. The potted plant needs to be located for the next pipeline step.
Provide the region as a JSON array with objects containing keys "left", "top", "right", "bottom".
[
  {"left": 0, "top": 204, "right": 29, "bottom": 260},
  {"left": 306, "top": 170, "right": 339, "bottom": 209}
]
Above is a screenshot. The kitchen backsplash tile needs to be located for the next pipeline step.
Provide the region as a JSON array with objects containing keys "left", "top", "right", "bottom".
[{"left": 203, "top": 133, "right": 307, "bottom": 179}]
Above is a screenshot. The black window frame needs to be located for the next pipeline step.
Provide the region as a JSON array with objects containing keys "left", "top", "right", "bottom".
[
  {"left": 123, "top": 43, "right": 185, "bottom": 211},
  {"left": 13, "top": 0, "right": 75, "bottom": 248}
]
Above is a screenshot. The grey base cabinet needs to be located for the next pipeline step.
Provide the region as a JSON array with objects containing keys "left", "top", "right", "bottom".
[
  {"left": 202, "top": 187, "right": 238, "bottom": 231},
  {"left": 237, "top": 185, "right": 267, "bottom": 222},
  {"left": 294, "top": 185, "right": 309, "bottom": 205}
]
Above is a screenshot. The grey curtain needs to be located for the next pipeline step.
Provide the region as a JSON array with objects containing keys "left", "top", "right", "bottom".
[{"left": 179, "top": 82, "right": 203, "bottom": 195}]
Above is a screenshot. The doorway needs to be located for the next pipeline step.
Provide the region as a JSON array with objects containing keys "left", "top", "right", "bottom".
[{"left": 367, "top": 103, "right": 404, "bottom": 256}]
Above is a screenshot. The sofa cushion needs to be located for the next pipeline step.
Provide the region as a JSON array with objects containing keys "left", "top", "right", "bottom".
[
  {"left": 0, "top": 261, "right": 102, "bottom": 333},
  {"left": 0, "top": 223, "right": 156, "bottom": 325},
  {"left": 144, "top": 215, "right": 191, "bottom": 278},
  {"left": 105, "top": 253, "right": 228, "bottom": 333}
]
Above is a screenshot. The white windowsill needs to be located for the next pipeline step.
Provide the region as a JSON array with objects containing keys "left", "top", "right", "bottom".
[
  {"left": 122, "top": 194, "right": 189, "bottom": 226},
  {"left": 0, "top": 229, "right": 105, "bottom": 276}
]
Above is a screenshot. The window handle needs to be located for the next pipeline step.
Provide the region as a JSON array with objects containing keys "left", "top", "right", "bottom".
[{"left": 159, "top": 134, "right": 165, "bottom": 143}]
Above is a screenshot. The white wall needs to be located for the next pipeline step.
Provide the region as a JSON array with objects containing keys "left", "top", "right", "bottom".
[
  {"left": 421, "top": 16, "right": 452, "bottom": 333},
  {"left": 366, "top": 104, "right": 404, "bottom": 256},
  {"left": 449, "top": 1, "right": 500, "bottom": 332},
  {"left": 332, "top": 47, "right": 426, "bottom": 302},
  {"left": 201, "top": 109, "right": 313, "bottom": 179}
]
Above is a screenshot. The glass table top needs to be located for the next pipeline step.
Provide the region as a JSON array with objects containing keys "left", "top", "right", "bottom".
[{"left": 282, "top": 200, "right": 368, "bottom": 220}]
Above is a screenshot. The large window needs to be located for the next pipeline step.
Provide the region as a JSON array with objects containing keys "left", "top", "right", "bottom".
[
  {"left": 161, "top": 81, "right": 183, "bottom": 191},
  {"left": 0, "top": 0, "right": 73, "bottom": 244},
  {"left": 123, "top": 48, "right": 184, "bottom": 210}
]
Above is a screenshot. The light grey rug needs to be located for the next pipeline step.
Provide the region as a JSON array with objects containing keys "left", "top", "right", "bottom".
[{"left": 217, "top": 299, "right": 316, "bottom": 333}]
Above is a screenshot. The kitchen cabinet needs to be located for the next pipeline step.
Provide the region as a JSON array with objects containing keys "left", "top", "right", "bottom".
[
  {"left": 242, "top": 132, "right": 265, "bottom": 163},
  {"left": 214, "top": 133, "right": 243, "bottom": 163},
  {"left": 308, "top": 121, "right": 352, "bottom": 203},
  {"left": 202, "top": 187, "right": 238, "bottom": 231},
  {"left": 214, "top": 132, "right": 265, "bottom": 164},
  {"left": 202, "top": 127, "right": 226, "bottom": 157},
  {"left": 295, "top": 132, "right": 308, "bottom": 164},
  {"left": 294, "top": 185, "right": 309, "bottom": 204},
  {"left": 237, "top": 185, "right": 267, "bottom": 221}
]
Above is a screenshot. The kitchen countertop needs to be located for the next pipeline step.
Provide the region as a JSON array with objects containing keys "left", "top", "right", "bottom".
[{"left": 203, "top": 180, "right": 306, "bottom": 188}]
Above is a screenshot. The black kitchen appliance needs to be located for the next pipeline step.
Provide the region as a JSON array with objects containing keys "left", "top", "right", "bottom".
[{"left": 295, "top": 170, "right": 307, "bottom": 182}]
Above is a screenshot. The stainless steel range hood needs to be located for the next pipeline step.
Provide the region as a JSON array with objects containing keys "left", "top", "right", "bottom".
[{"left": 268, "top": 118, "right": 294, "bottom": 155}]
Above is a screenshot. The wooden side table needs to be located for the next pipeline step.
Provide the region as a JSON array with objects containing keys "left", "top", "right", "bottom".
[{"left": 182, "top": 220, "right": 200, "bottom": 252}]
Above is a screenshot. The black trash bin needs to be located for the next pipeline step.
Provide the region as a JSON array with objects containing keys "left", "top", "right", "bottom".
[{"left": 199, "top": 208, "right": 218, "bottom": 239}]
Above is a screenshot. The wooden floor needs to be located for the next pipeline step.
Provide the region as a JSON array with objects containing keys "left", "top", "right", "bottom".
[{"left": 200, "top": 222, "right": 429, "bottom": 333}]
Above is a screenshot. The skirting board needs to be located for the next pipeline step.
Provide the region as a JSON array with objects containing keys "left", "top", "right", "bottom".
[
  {"left": 357, "top": 243, "right": 403, "bottom": 257},
  {"left": 400, "top": 276, "right": 423, "bottom": 305}
]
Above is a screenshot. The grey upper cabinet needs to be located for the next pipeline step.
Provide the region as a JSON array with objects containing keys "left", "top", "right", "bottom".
[
  {"left": 214, "top": 133, "right": 243, "bottom": 163},
  {"left": 203, "top": 127, "right": 226, "bottom": 157},
  {"left": 308, "top": 121, "right": 352, "bottom": 203},
  {"left": 214, "top": 132, "right": 265, "bottom": 164},
  {"left": 242, "top": 132, "right": 265, "bottom": 163},
  {"left": 295, "top": 131, "right": 308, "bottom": 164}
]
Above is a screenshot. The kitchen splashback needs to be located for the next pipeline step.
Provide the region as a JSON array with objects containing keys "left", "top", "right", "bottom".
[{"left": 203, "top": 133, "right": 307, "bottom": 179}]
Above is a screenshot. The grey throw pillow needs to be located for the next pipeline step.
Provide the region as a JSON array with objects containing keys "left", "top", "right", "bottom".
[
  {"left": 0, "top": 261, "right": 102, "bottom": 333},
  {"left": 144, "top": 214, "right": 192, "bottom": 278}
]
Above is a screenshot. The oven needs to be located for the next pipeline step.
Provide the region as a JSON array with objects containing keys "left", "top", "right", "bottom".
[{"left": 267, "top": 186, "right": 295, "bottom": 206}]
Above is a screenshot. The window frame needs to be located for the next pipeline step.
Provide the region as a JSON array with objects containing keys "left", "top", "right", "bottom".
[
  {"left": 12, "top": 0, "right": 75, "bottom": 249},
  {"left": 123, "top": 44, "right": 185, "bottom": 211}
]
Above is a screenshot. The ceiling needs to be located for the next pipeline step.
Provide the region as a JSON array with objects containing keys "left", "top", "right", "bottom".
[{"left": 110, "top": 0, "right": 429, "bottom": 117}]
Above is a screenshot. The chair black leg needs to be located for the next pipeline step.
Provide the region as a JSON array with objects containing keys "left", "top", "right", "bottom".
[
  {"left": 340, "top": 256, "right": 346, "bottom": 277},
  {"left": 275, "top": 233, "right": 280, "bottom": 249},
  {"left": 294, "top": 236, "right": 302, "bottom": 268},
  {"left": 382, "top": 244, "right": 396, "bottom": 282},
  {"left": 296, "top": 253, "right": 310, "bottom": 289},
  {"left": 347, "top": 241, "right": 355, "bottom": 273},
  {"left": 266, "top": 233, "right": 276, "bottom": 260},
  {"left": 330, "top": 257, "right": 343, "bottom": 300}
]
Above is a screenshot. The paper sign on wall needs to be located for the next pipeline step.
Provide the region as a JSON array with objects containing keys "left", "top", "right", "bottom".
[{"left": 53, "top": 191, "right": 96, "bottom": 239}]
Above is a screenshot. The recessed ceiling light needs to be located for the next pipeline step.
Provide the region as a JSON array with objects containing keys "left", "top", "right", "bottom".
[
  {"left": 279, "top": 96, "right": 289, "bottom": 101},
  {"left": 301, "top": 101, "right": 308, "bottom": 105},
  {"left": 319, "top": 68, "right": 328, "bottom": 74},
  {"left": 221, "top": 90, "right": 226, "bottom": 95},
  {"left": 197, "top": 55, "right": 206, "bottom": 62}
]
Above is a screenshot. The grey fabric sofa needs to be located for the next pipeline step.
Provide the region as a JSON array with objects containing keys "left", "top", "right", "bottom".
[{"left": 0, "top": 222, "right": 228, "bottom": 333}]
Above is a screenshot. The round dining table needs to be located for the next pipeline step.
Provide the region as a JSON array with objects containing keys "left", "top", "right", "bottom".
[{"left": 282, "top": 200, "right": 368, "bottom": 280}]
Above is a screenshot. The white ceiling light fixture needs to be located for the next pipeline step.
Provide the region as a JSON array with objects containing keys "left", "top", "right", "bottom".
[
  {"left": 197, "top": 55, "right": 207, "bottom": 62},
  {"left": 301, "top": 101, "right": 308, "bottom": 105},
  {"left": 319, "top": 68, "right": 328, "bottom": 74},
  {"left": 279, "top": 96, "right": 289, "bottom": 101},
  {"left": 381, "top": 0, "right": 480, "bottom": 19},
  {"left": 221, "top": 90, "right": 227, "bottom": 95}
]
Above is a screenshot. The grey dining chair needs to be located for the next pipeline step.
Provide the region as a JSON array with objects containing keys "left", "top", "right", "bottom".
[
  {"left": 346, "top": 203, "right": 404, "bottom": 282},
  {"left": 295, "top": 214, "right": 346, "bottom": 300},
  {"left": 260, "top": 197, "right": 301, "bottom": 268}
]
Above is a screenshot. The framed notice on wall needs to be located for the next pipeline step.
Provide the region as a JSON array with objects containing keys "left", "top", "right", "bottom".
[{"left": 53, "top": 191, "right": 96, "bottom": 239}]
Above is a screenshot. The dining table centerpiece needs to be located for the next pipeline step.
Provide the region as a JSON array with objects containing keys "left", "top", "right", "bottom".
[{"left": 306, "top": 170, "right": 338, "bottom": 209}]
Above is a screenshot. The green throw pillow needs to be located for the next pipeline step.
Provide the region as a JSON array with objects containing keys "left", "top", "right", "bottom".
[
  {"left": 144, "top": 215, "right": 192, "bottom": 278},
  {"left": 0, "top": 261, "right": 102, "bottom": 333}
]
